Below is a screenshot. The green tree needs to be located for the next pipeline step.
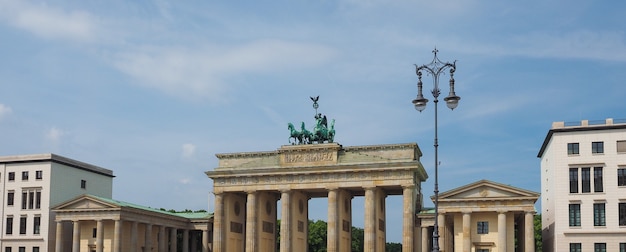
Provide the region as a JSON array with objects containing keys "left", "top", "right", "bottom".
[
  {"left": 308, "top": 220, "right": 327, "bottom": 252},
  {"left": 534, "top": 214, "right": 542, "bottom": 252},
  {"left": 351, "top": 226, "right": 364, "bottom": 252},
  {"left": 385, "top": 242, "right": 402, "bottom": 252}
]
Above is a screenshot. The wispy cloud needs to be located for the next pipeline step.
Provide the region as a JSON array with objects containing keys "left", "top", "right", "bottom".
[
  {"left": 0, "top": 1, "right": 98, "bottom": 42},
  {"left": 181, "top": 143, "right": 196, "bottom": 158},
  {"left": 0, "top": 104, "right": 12, "bottom": 120},
  {"left": 110, "top": 40, "right": 335, "bottom": 101},
  {"left": 45, "top": 127, "right": 65, "bottom": 143}
]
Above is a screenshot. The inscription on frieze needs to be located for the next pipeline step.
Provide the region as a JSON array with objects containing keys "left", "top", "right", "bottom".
[{"left": 283, "top": 152, "right": 334, "bottom": 163}]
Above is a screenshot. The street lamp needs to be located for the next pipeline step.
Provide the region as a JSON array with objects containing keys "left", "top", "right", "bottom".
[{"left": 412, "top": 48, "right": 460, "bottom": 252}]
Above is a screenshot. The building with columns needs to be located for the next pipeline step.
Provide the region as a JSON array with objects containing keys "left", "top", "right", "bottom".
[
  {"left": 205, "top": 142, "right": 428, "bottom": 252},
  {"left": 538, "top": 118, "right": 626, "bottom": 252},
  {"left": 418, "top": 180, "right": 539, "bottom": 252},
  {"left": 52, "top": 194, "right": 212, "bottom": 252},
  {"left": 0, "top": 154, "right": 114, "bottom": 252}
]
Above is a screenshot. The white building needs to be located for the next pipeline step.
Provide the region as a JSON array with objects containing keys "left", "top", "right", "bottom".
[
  {"left": 538, "top": 118, "right": 626, "bottom": 252},
  {"left": 0, "top": 154, "right": 114, "bottom": 252}
]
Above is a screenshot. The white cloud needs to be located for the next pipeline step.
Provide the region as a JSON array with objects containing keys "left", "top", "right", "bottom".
[
  {"left": 182, "top": 143, "right": 196, "bottom": 158},
  {"left": 0, "top": 104, "right": 12, "bottom": 120},
  {"left": 111, "top": 40, "right": 335, "bottom": 101},
  {"left": 179, "top": 178, "right": 191, "bottom": 184},
  {"left": 45, "top": 127, "right": 65, "bottom": 142},
  {"left": 0, "top": 1, "right": 97, "bottom": 42}
]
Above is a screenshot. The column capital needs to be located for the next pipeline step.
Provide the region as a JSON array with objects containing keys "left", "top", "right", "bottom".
[
  {"left": 280, "top": 189, "right": 292, "bottom": 194},
  {"left": 462, "top": 210, "right": 472, "bottom": 215},
  {"left": 326, "top": 186, "right": 339, "bottom": 191},
  {"left": 363, "top": 185, "right": 377, "bottom": 190},
  {"left": 402, "top": 184, "right": 416, "bottom": 189}
]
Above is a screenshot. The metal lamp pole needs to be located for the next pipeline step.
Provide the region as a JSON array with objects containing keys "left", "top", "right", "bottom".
[{"left": 412, "top": 48, "right": 460, "bottom": 252}]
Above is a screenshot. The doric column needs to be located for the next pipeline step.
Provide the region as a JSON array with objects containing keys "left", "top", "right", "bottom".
[
  {"left": 183, "top": 229, "right": 190, "bottom": 252},
  {"left": 402, "top": 185, "right": 415, "bottom": 252},
  {"left": 159, "top": 225, "right": 166, "bottom": 252},
  {"left": 96, "top": 220, "right": 104, "bottom": 252},
  {"left": 246, "top": 191, "right": 258, "bottom": 252},
  {"left": 280, "top": 190, "right": 292, "bottom": 252},
  {"left": 170, "top": 228, "right": 178, "bottom": 252},
  {"left": 202, "top": 228, "right": 210, "bottom": 252},
  {"left": 55, "top": 221, "right": 63, "bottom": 252},
  {"left": 72, "top": 220, "right": 81, "bottom": 252},
  {"left": 212, "top": 192, "right": 224, "bottom": 252},
  {"left": 525, "top": 211, "right": 535, "bottom": 252},
  {"left": 437, "top": 213, "right": 445, "bottom": 251},
  {"left": 462, "top": 212, "right": 471, "bottom": 252},
  {"left": 113, "top": 220, "right": 122, "bottom": 252},
  {"left": 363, "top": 186, "right": 376, "bottom": 252},
  {"left": 327, "top": 188, "right": 339, "bottom": 252},
  {"left": 145, "top": 223, "right": 153, "bottom": 252},
  {"left": 131, "top": 221, "right": 138, "bottom": 252},
  {"left": 498, "top": 211, "right": 507, "bottom": 251},
  {"left": 421, "top": 226, "right": 429, "bottom": 252}
]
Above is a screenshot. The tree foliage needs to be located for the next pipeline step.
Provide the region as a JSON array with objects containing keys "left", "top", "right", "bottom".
[
  {"left": 308, "top": 220, "right": 328, "bottom": 252},
  {"left": 534, "top": 214, "right": 542, "bottom": 252}
]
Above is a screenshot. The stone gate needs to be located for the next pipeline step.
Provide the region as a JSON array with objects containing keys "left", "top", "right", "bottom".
[{"left": 205, "top": 142, "right": 427, "bottom": 252}]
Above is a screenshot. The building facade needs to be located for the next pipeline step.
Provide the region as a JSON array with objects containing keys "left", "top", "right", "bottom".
[
  {"left": 538, "top": 118, "right": 626, "bottom": 252},
  {"left": 206, "top": 143, "right": 428, "bottom": 252},
  {"left": 417, "top": 180, "right": 539, "bottom": 252},
  {"left": 0, "top": 154, "right": 114, "bottom": 252},
  {"left": 52, "top": 194, "right": 212, "bottom": 252}
]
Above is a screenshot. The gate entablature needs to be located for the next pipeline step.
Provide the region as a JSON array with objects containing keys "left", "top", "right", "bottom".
[{"left": 206, "top": 143, "right": 427, "bottom": 195}]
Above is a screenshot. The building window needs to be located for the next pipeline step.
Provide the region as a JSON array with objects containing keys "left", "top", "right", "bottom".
[
  {"left": 570, "top": 243, "right": 581, "bottom": 252},
  {"left": 568, "top": 143, "right": 580, "bottom": 154},
  {"left": 569, "top": 168, "right": 579, "bottom": 193},
  {"left": 617, "top": 140, "right": 626, "bottom": 153},
  {"left": 592, "top": 141, "right": 604, "bottom": 154},
  {"left": 477, "top": 250, "right": 489, "bottom": 252},
  {"left": 92, "top": 228, "right": 97, "bottom": 238},
  {"left": 620, "top": 243, "right": 626, "bottom": 252},
  {"left": 17, "top": 248, "right": 24, "bottom": 252},
  {"left": 594, "top": 243, "right": 606, "bottom": 252},
  {"left": 6, "top": 216, "right": 13, "bottom": 234},
  {"left": 593, "top": 203, "right": 606, "bottom": 226},
  {"left": 8, "top": 172, "right": 14, "bottom": 181},
  {"left": 477, "top": 221, "right": 489, "bottom": 234},
  {"left": 582, "top": 168, "right": 591, "bottom": 193},
  {"left": 19, "top": 216, "right": 26, "bottom": 234},
  {"left": 618, "top": 203, "right": 626, "bottom": 226},
  {"left": 21, "top": 189, "right": 42, "bottom": 210},
  {"left": 33, "top": 216, "right": 40, "bottom": 234},
  {"left": 81, "top": 180, "right": 87, "bottom": 189},
  {"left": 5, "top": 247, "right": 11, "bottom": 252},
  {"left": 591, "top": 142, "right": 604, "bottom": 154},
  {"left": 618, "top": 168, "right": 626, "bottom": 186},
  {"left": 21, "top": 171, "right": 28, "bottom": 181},
  {"left": 35, "top": 170, "right": 42, "bottom": 180},
  {"left": 569, "top": 204, "right": 581, "bottom": 226},
  {"left": 593, "top": 167, "right": 603, "bottom": 192},
  {"left": 33, "top": 247, "right": 39, "bottom": 252},
  {"left": 7, "top": 191, "right": 14, "bottom": 206}
]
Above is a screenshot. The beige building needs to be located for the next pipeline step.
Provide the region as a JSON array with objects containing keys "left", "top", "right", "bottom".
[
  {"left": 538, "top": 118, "right": 626, "bottom": 252},
  {"left": 0, "top": 154, "right": 114, "bottom": 252},
  {"left": 418, "top": 180, "right": 539, "bottom": 252},
  {"left": 52, "top": 194, "right": 212, "bottom": 252},
  {"left": 206, "top": 143, "right": 428, "bottom": 252}
]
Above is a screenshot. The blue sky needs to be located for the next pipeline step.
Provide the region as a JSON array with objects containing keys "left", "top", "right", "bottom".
[{"left": 1, "top": 0, "right": 625, "bottom": 242}]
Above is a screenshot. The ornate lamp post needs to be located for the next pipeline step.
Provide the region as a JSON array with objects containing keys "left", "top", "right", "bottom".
[{"left": 412, "top": 48, "right": 460, "bottom": 252}]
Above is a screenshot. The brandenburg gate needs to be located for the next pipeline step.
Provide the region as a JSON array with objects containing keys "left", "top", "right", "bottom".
[{"left": 205, "top": 142, "right": 428, "bottom": 252}]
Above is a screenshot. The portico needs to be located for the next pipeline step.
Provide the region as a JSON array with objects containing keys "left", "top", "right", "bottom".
[
  {"left": 52, "top": 194, "right": 212, "bottom": 252},
  {"left": 206, "top": 143, "right": 428, "bottom": 252},
  {"left": 417, "top": 180, "right": 539, "bottom": 252}
]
